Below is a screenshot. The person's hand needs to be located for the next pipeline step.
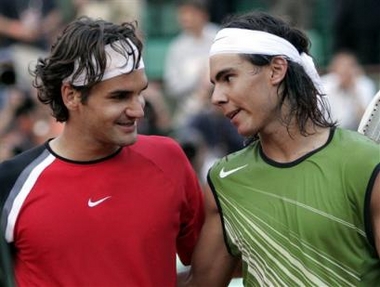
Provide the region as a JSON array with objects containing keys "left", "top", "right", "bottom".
[{"left": 8, "top": 19, "right": 40, "bottom": 42}]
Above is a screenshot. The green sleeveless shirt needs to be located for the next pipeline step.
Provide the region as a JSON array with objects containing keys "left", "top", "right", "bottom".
[{"left": 208, "top": 128, "right": 380, "bottom": 286}]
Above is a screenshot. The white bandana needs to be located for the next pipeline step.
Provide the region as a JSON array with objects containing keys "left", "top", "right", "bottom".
[
  {"left": 210, "top": 28, "right": 324, "bottom": 93},
  {"left": 63, "top": 39, "right": 144, "bottom": 86}
]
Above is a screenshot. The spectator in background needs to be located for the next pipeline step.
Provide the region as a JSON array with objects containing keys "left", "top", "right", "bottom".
[
  {"left": 207, "top": 0, "right": 235, "bottom": 24},
  {"left": 174, "top": 127, "right": 210, "bottom": 189},
  {"left": 332, "top": 0, "right": 380, "bottom": 65},
  {"left": 267, "top": 0, "right": 316, "bottom": 29},
  {"left": 137, "top": 81, "right": 173, "bottom": 136},
  {"left": 171, "top": 67, "right": 244, "bottom": 189},
  {"left": 0, "top": 88, "right": 35, "bottom": 161},
  {"left": 0, "top": 0, "right": 62, "bottom": 49},
  {"left": 72, "top": 0, "right": 146, "bottom": 25},
  {"left": 0, "top": 0, "right": 63, "bottom": 90},
  {"left": 0, "top": 85, "right": 63, "bottom": 162},
  {"left": 2, "top": 96, "right": 37, "bottom": 155},
  {"left": 163, "top": 0, "right": 219, "bottom": 114},
  {"left": 321, "top": 50, "right": 376, "bottom": 130}
]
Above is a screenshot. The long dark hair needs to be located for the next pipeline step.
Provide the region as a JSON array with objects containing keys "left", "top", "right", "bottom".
[
  {"left": 222, "top": 11, "right": 336, "bottom": 136},
  {"left": 32, "top": 16, "right": 143, "bottom": 122}
]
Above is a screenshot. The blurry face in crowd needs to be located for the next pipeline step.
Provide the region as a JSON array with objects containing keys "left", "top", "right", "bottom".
[
  {"left": 177, "top": 4, "right": 208, "bottom": 35},
  {"left": 330, "top": 53, "right": 360, "bottom": 90}
]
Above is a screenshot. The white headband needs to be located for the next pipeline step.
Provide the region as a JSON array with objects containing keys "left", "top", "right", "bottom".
[
  {"left": 64, "top": 39, "right": 144, "bottom": 86},
  {"left": 210, "top": 28, "right": 323, "bottom": 93}
]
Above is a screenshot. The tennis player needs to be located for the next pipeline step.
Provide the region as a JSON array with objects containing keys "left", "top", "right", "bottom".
[
  {"left": 181, "top": 11, "right": 380, "bottom": 286},
  {"left": 0, "top": 16, "right": 204, "bottom": 286}
]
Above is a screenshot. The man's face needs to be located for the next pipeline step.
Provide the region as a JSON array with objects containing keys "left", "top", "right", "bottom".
[
  {"left": 73, "top": 69, "right": 148, "bottom": 150},
  {"left": 209, "top": 54, "right": 280, "bottom": 137},
  {"left": 177, "top": 5, "right": 208, "bottom": 34}
]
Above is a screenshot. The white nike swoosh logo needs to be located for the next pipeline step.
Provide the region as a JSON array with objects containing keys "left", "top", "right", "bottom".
[
  {"left": 219, "top": 164, "right": 248, "bottom": 178},
  {"left": 88, "top": 196, "right": 112, "bottom": 207}
]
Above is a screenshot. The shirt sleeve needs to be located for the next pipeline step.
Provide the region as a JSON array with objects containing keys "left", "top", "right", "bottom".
[{"left": 173, "top": 141, "right": 205, "bottom": 265}]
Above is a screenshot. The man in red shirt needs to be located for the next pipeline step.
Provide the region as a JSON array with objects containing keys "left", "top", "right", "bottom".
[{"left": 0, "top": 16, "right": 204, "bottom": 286}]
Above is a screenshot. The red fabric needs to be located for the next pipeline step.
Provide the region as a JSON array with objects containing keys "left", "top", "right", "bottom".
[{"left": 12, "top": 135, "right": 204, "bottom": 287}]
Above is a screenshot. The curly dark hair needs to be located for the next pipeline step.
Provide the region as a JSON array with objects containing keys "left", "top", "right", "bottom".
[
  {"left": 32, "top": 16, "right": 143, "bottom": 122},
  {"left": 221, "top": 11, "right": 336, "bottom": 136}
]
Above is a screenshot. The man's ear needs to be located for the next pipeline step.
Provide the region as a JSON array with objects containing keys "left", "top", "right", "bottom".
[
  {"left": 269, "top": 56, "right": 288, "bottom": 85},
  {"left": 61, "top": 83, "right": 81, "bottom": 110}
]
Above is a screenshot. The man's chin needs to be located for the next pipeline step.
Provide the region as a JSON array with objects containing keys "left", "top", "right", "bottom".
[{"left": 119, "top": 135, "right": 138, "bottom": 147}]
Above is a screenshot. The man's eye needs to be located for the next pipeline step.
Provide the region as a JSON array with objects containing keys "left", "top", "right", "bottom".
[
  {"left": 224, "top": 75, "right": 232, "bottom": 82},
  {"left": 112, "top": 93, "right": 128, "bottom": 100}
]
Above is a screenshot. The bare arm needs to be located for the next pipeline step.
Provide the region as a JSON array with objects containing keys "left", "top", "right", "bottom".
[
  {"left": 370, "top": 172, "right": 380, "bottom": 255},
  {"left": 0, "top": 15, "right": 39, "bottom": 42},
  {"left": 180, "top": 184, "right": 239, "bottom": 286}
]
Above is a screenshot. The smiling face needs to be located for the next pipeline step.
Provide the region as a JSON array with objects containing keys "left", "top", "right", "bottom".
[
  {"left": 63, "top": 69, "right": 148, "bottom": 155},
  {"left": 209, "top": 54, "right": 282, "bottom": 137}
]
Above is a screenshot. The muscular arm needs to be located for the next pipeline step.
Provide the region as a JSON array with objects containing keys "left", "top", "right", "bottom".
[
  {"left": 181, "top": 185, "right": 239, "bottom": 286},
  {"left": 370, "top": 172, "right": 380, "bottom": 255}
]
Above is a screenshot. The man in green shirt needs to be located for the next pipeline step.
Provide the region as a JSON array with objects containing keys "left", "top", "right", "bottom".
[{"left": 180, "top": 11, "right": 380, "bottom": 286}]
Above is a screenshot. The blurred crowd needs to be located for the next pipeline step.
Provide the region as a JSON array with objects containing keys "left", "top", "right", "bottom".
[{"left": 0, "top": 0, "right": 379, "bottom": 182}]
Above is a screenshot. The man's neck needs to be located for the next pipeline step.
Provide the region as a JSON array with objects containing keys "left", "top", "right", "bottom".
[
  {"left": 259, "top": 126, "right": 330, "bottom": 163},
  {"left": 49, "top": 134, "right": 121, "bottom": 162}
]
